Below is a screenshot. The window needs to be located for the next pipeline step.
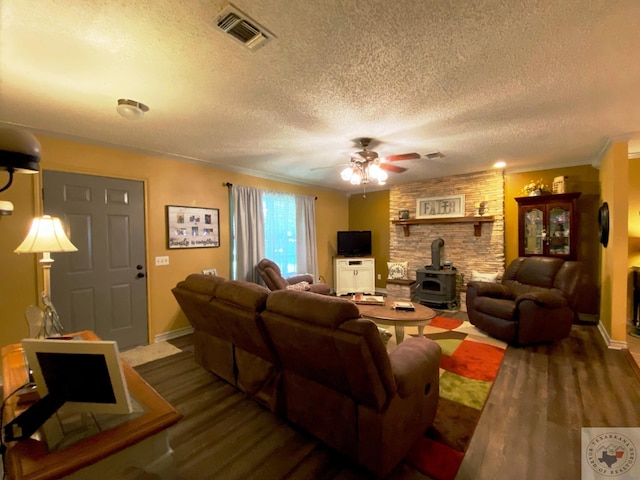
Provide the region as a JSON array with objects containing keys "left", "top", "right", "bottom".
[
  {"left": 230, "top": 184, "right": 317, "bottom": 283},
  {"left": 263, "top": 192, "right": 297, "bottom": 274}
]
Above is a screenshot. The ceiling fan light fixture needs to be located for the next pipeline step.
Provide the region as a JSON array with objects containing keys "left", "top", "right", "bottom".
[
  {"left": 349, "top": 170, "right": 362, "bottom": 185},
  {"left": 368, "top": 163, "right": 388, "bottom": 183},
  {"left": 340, "top": 137, "right": 420, "bottom": 187},
  {"left": 116, "top": 99, "right": 150, "bottom": 120},
  {"left": 340, "top": 166, "right": 354, "bottom": 181}
]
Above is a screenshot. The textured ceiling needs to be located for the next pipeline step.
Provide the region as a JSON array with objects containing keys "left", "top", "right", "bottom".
[{"left": 1, "top": 0, "right": 639, "bottom": 193}]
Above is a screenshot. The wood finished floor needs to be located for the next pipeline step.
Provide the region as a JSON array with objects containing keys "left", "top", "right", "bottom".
[{"left": 134, "top": 312, "right": 640, "bottom": 480}]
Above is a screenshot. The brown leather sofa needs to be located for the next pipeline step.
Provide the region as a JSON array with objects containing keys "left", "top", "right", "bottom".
[
  {"left": 171, "top": 274, "right": 279, "bottom": 409},
  {"left": 257, "top": 258, "right": 331, "bottom": 294},
  {"left": 172, "top": 274, "right": 441, "bottom": 476},
  {"left": 466, "top": 256, "right": 582, "bottom": 345}
]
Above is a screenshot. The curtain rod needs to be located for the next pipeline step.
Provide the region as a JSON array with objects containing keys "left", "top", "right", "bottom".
[{"left": 224, "top": 182, "right": 316, "bottom": 199}]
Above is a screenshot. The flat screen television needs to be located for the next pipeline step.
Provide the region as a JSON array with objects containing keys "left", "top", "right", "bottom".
[{"left": 337, "top": 230, "right": 372, "bottom": 257}]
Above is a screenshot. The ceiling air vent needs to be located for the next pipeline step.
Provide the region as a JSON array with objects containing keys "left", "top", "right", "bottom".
[
  {"left": 425, "top": 152, "right": 445, "bottom": 159},
  {"left": 214, "top": 4, "right": 274, "bottom": 51}
]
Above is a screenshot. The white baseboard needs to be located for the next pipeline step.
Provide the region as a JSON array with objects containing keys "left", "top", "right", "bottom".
[
  {"left": 154, "top": 326, "right": 194, "bottom": 343},
  {"left": 597, "top": 321, "right": 627, "bottom": 350}
]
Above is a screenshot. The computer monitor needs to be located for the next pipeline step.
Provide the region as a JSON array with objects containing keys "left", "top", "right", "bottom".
[{"left": 3, "top": 339, "right": 132, "bottom": 442}]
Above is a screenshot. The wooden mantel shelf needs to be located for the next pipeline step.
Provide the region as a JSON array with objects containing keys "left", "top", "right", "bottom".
[{"left": 391, "top": 216, "right": 495, "bottom": 237}]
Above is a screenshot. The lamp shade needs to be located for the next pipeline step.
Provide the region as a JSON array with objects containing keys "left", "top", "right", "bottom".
[
  {"left": 0, "top": 127, "right": 41, "bottom": 173},
  {"left": 15, "top": 215, "right": 78, "bottom": 253}
]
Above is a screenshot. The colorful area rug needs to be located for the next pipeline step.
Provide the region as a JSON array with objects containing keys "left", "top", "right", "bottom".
[{"left": 405, "top": 316, "right": 507, "bottom": 480}]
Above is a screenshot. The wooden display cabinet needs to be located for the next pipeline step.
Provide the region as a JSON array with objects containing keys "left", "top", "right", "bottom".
[{"left": 515, "top": 192, "right": 581, "bottom": 261}]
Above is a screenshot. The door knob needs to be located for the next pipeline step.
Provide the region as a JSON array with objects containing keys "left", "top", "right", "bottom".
[{"left": 137, "top": 272, "right": 145, "bottom": 278}]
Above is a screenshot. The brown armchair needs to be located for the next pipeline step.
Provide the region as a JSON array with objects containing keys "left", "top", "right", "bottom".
[
  {"left": 257, "top": 258, "right": 331, "bottom": 295},
  {"left": 466, "top": 256, "right": 582, "bottom": 345}
]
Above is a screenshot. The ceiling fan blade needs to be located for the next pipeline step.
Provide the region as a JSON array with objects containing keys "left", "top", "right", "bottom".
[
  {"left": 380, "top": 163, "right": 407, "bottom": 173},
  {"left": 383, "top": 152, "right": 421, "bottom": 162}
]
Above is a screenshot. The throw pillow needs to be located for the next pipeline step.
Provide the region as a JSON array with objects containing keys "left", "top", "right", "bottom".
[
  {"left": 286, "top": 281, "right": 311, "bottom": 291},
  {"left": 387, "top": 261, "right": 409, "bottom": 280},
  {"left": 470, "top": 270, "right": 499, "bottom": 283}
]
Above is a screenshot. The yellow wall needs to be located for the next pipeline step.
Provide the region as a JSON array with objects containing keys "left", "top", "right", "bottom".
[
  {"left": 630, "top": 158, "right": 640, "bottom": 267},
  {"left": 0, "top": 173, "right": 41, "bottom": 350},
  {"left": 348, "top": 190, "right": 390, "bottom": 289},
  {"left": 629, "top": 158, "right": 640, "bottom": 321},
  {"left": 599, "top": 142, "right": 629, "bottom": 341},
  {"left": 0, "top": 135, "right": 348, "bottom": 351},
  {"left": 504, "top": 165, "right": 601, "bottom": 315}
]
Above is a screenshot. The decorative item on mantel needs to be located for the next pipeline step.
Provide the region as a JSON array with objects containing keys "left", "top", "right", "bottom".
[
  {"left": 399, "top": 209, "right": 410, "bottom": 220},
  {"left": 521, "top": 178, "right": 550, "bottom": 196},
  {"left": 474, "top": 201, "right": 489, "bottom": 217}
]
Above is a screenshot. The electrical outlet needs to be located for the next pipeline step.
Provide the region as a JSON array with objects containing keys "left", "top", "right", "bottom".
[
  {"left": 377, "top": 274, "right": 381, "bottom": 280},
  {"left": 155, "top": 256, "right": 169, "bottom": 266}
]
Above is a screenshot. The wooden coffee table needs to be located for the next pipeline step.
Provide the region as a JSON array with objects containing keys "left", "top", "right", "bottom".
[{"left": 357, "top": 297, "right": 436, "bottom": 344}]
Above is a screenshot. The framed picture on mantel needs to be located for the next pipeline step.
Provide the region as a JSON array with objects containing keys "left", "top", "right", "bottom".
[{"left": 416, "top": 195, "right": 465, "bottom": 219}]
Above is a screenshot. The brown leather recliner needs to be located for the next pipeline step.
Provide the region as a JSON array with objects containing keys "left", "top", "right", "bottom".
[
  {"left": 466, "top": 256, "right": 582, "bottom": 345},
  {"left": 257, "top": 258, "right": 331, "bottom": 295},
  {"left": 260, "top": 289, "right": 441, "bottom": 476}
]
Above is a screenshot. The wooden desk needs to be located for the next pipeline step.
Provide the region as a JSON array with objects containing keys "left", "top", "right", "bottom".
[
  {"left": 2, "top": 331, "right": 182, "bottom": 480},
  {"left": 357, "top": 297, "right": 436, "bottom": 343}
]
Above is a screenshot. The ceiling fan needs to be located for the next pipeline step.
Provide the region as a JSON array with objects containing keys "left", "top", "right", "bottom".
[
  {"left": 340, "top": 137, "right": 443, "bottom": 186},
  {"left": 348, "top": 137, "right": 421, "bottom": 176}
]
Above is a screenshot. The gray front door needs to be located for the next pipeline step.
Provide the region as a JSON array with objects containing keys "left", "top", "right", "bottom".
[{"left": 43, "top": 171, "right": 148, "bottom": 349}]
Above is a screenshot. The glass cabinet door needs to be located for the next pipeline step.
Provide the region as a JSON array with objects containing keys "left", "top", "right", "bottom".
[
  {"left": 516, "top": 192, "right": 580, "bottom": 261},
  {"left": 523, "top": 207, "right": 544, "bottom": 255},
  {"left": 548, "top": 206, "right": 570, "bottom": 255}
]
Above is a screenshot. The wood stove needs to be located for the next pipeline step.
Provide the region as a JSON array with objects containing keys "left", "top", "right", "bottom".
[
  {"left": 414, "top": 268, "right": 458, "bottom": 309},
  {"left": 413, "top": 237, "right": 458, "bottom": 309}
]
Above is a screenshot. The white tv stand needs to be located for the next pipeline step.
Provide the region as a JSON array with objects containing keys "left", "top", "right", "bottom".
[{"left": 334, "top": 257, "right": 375, "bottom": 296}]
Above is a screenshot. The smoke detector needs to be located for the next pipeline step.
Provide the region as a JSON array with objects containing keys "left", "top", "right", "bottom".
[
  {"left": 214, "top": 4, "right": 274, "bottom": 51},
  {"left": 116, "top": 99, "right": 149, "bottom": 120}
]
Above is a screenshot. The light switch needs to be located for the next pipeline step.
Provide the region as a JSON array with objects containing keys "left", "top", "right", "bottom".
[{"left": 155, "top": 256, "right": 169, "bottom": 266}]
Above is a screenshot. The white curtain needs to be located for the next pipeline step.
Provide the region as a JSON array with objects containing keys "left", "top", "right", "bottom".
[
  {"left": 231, "top": 185, "right": 264, "bottom": 282},
  {"left": 296, "top": 194, "right": 319, "bottom": 281},
  {"left": 231, "top": 185, "right": 318, "bottom": 283}
]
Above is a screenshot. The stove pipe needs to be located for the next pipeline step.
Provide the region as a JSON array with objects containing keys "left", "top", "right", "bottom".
[{"left": 429, "top": 237, "right": 444, "bottom": 270}]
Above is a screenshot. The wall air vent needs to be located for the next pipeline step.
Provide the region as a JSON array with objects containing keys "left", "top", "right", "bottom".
[{"left": 214, "top": 4, "right": 274, "bottom": 51}]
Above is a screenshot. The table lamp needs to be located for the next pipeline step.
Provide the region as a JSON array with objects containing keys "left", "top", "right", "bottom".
[{"left": 15, "top": 215, "right": 78, "bottom": 337}]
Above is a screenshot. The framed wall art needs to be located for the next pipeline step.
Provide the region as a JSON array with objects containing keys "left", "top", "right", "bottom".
[
  {"left": 166, "top": 205, "right": 220, "bottom": 249},
  {"left": 416, "top": 194, "right": 465, "bottom": 219}
]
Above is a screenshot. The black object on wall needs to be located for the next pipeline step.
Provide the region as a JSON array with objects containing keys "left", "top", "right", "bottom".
[{"left": 598, "top": 202, "right": 609, "bottom": 247}]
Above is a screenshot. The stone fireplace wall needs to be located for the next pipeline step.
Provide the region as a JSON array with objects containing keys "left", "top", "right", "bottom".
[{"left": 388, "top": 170, "right": 505, "bottom": 310}]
